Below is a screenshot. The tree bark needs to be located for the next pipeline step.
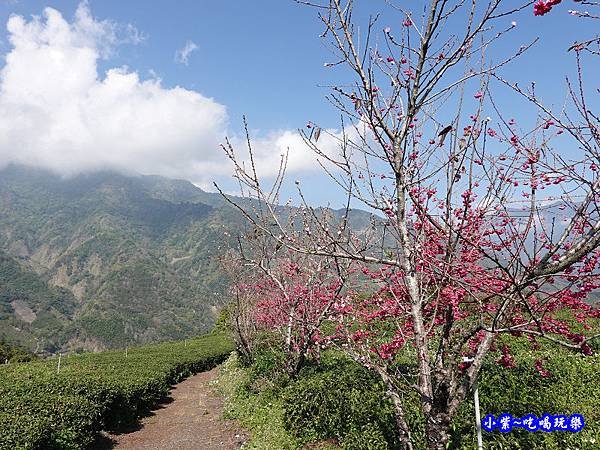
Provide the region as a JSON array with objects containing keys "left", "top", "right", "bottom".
[
  {"left": 375, "top": 367, "right": 415, "bottom": 450},
  {"left": 425, "top": 413, "right": 452, "bottom": 450}
]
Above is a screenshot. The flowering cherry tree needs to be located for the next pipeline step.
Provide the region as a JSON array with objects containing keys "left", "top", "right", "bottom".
[
  {"left": 220, "top": 202, "right": 353, "bottom": 375},
  {"left": 218, "top": 1, "right": 600, "bottom": 448},
  {"left": 241, "top": 253, "right": 350, "bottom": 374}
]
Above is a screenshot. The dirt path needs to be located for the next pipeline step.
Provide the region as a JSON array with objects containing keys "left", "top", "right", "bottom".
[{"left": 98, "top": 367, "right": 248, "bottom": 450}]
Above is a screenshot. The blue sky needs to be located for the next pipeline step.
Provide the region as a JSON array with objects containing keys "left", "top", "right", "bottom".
[
  {"left": 0, "top": 0, "right": 587, "bottom": 129},
  {"left": 0, "top": 0, "right": 336, "bottom": 130},
  {"left": 0, "top": 1, "right": 597, "bottom": 205}
]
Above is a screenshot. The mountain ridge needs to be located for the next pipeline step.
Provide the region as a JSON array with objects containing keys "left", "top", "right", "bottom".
[
  {"left": 0, "top": 164, "right": 375, "bottom": 353},
  {"left": 0, "top": 164, "right": 239, "bottom": 353}
]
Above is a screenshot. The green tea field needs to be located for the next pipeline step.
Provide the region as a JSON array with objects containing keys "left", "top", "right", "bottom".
[{"left": 0, "top": 333, "right": 233, "bottom": 450}]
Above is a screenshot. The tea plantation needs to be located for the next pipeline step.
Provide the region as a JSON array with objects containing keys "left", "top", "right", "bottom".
[
  {"left": 0, "top": 333, "right": 233, "bottom": 449},
  {"left": 219, "top": 338, "right": 599, "bottom": 450}
]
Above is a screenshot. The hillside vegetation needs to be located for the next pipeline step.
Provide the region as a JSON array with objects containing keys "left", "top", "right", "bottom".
[
  {"left": 0, "top": 164, "right": 240, "bottom": 352},
  {"left": 219, "top": 336, "right": 599, "bottom": 450},
  {"left": 0, "top": 332, "right": 233, "bottom": 450},
  {"left": 0, "top": 338, "right": 36, "bottom": 363},
  {"left": 0, "top": 165, "right": 373, "bottom": 354}
]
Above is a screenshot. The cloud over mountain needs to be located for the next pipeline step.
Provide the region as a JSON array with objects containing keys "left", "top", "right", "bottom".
[{"left": 0, "top": 3, "right": 332, "bottom": 187}]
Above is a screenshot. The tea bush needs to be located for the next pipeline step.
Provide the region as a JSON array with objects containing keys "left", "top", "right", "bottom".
[
  {"left": 283, "top": 353, "right": 400, "bottom": 449},
  {"left": 0, "top": 333, "right": 233, "bottom": 449},
  {"left": 225, "top": 341, "right": 599, "bottom": 450}
]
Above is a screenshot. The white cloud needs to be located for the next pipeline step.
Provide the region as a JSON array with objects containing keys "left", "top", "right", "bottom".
[
  {"left": 174, "top": 40, "right": 198, "bottom": 65},
  {"left": 0, "top": 3, "right": 337, "bottom": 188},
  {"left": 229, "top": 128, "right": 344, "bottom": 179}
]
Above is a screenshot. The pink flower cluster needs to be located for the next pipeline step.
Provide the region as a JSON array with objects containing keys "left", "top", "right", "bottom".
[
  {"left": 498, "top": 344, "right": 517, "bottom": 369},
  {"left": 534, "top": 0, "right": 561, "bottom": 16},
  {"left": 535, "top": 359, "right": 552, "bottom": 377}
]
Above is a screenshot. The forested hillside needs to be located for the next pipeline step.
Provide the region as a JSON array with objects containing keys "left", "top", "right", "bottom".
[
  {"left": 0, "top": 165, "right": 239, "bottom": 353},
  {"left": 0, "top": 165, "right": 373, "bottom": 354}
]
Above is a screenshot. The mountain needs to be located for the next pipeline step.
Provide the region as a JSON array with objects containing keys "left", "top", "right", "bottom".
[
  {"left": 12, "top": 164, "right": 590, "bottom": 354},
  {"left": 0, "top": 165, "right": 377, "bottom": 354},
  {"left": 0, "top": 165, "right": 243, "bottom": 353}
]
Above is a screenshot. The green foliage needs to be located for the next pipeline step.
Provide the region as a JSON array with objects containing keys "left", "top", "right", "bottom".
[
  {"left": 0, "top": 333, "right": 233, "bottom": 449},
  {"left": 218, "top": 352, "right": 300, "bottom": 450},
  {"left": 212, "top": 306, "right": 231, "bottom": 334},
  {"left": 221, "top": 338, "right": 599, "bottom": 450},
  {"left": 219, "top": 351, "right": 400, "bottom": 450},
  {"left": 0, "top": 338, "right": 36, "bottom": 363},
  {"left": 248, "top": 343, "right": 289, "bottom": 383},
  {"left": 282, "top": 353, "right": 400, "bottom": 449},
  {"left": 0, "top": 253, "right": 75, "bottom": 317},
  {"left": 77, "top": 313, "right": 130, "bottom": 348},
  {"left": 449, "top": 345, "right": 599, "bottom": 450}
]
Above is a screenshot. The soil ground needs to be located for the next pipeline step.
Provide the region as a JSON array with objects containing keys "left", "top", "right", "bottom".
[{"left": 95, "top": 367, "right": 248, "bottom": 450}]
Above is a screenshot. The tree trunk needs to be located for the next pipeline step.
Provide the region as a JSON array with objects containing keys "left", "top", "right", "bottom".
[
  {"left": 287, "top": 349, "right": 306, "bottom": 378},
  {"left": 233, "top": 316, "right": 253, "bottom": 365},
  {"left": 375, "top": 368, "right": 415, "bottom": 450},
  {"left": 425, "top": 412, "right": 452, "bottom": 450},
  {"left": 388, "top": 389, "right": 415, "bottom": 450}
]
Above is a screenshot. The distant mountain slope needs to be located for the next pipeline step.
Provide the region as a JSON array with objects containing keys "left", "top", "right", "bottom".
[
  {"left": 0, "top": 165, "right": 241, "bottom": 353},
  {"left": 0, "top": 250, "right": 77, "bottom": 352},
  {"left": 0, "top": 165, "right": 391, "bottom": 354}
]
